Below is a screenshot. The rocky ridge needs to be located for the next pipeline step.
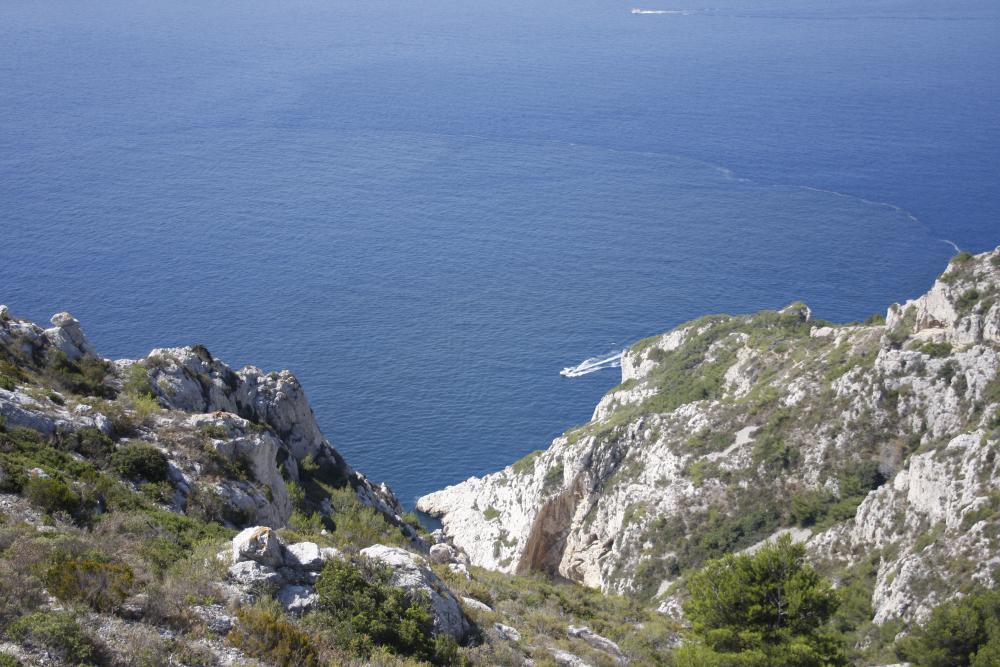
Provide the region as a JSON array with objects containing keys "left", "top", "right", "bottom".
[
  {"left": 0, "top": 307, "right": 414, "bottom": 537},
  {"left": 418, "top": 247, "right": 1000, "bottom": 641}
]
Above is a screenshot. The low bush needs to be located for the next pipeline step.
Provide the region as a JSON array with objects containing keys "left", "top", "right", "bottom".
[
  {"left": 123, "top": 364, "right": 156, "bottom": 399},
  {"left": 44, "top": 350, "right": 116, "bottom": 399},
  {"left": 23, "top": 476, "right": 80, "bottom": 516},
  {"left": 130, "top": 394, "right": 161, "bottom": 424},
  {"left": 68, "top": 428, "right": 115, "bottom": 466},
  {"left": 957, "top": 289, "right": 982, "bottom": 314},
  {"left": 0, "top": 559, "right": 47, "bottom": 626},
  {"left": 7, "top": 611, "right": 96, "bottom": 665},
  {"left": 312, "top": 556, "right": 455, "bottom": 663},
  {"left": 919, "top": 341, "right": 953, "bottom": 359},
  {"left": 111, "top": 442, "right": 169, "bottom": 483},
  {"left": 43, "top": 552, "right": 134, "bottom": 612},
  {"left": 228, "top": 600, "right": 319, "bottom": 667},
  {"left": 184, "top": 486, "right": 250, "bottom": 526}
]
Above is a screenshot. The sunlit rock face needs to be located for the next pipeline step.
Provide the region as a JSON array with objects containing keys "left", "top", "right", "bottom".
[{"left": 419, "top": 247, "right": 1000, "bottom": 626}]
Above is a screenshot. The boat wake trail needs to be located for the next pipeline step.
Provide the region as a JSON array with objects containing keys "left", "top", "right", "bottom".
[
  {"left": 631, "top": 8, "right": 695, "bottom": 15},
  {"left": 561, "top": 351, "right": 624, "bottom": 378}
]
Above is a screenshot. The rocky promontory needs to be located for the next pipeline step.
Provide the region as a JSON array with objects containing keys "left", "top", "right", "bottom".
[{"left": 419, "top": 247, "right": 1000, "bottom": 646}]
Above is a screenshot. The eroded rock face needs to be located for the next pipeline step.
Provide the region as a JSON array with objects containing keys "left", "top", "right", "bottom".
[
  {"left": 360, "top": 544, "right": 471, "bottom": 641},
  {"left": 418, "top": 247, "right": 1000, "bottom": 628},
  {"left": 143, "top": 346, "right": 334, "bottom": 464}
]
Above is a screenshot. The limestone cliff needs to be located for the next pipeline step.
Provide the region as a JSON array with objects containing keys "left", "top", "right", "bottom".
[{"left": 418, "top": 247, "right": 1000, "bottom": 631}]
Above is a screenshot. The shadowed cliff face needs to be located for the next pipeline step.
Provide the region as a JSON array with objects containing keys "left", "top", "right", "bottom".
[
  {"left": 517, "top": 474, "right": 586, "bottom": 576},
  {"left": 418, "top": 246, "right": 1000, "bottom": 630}
]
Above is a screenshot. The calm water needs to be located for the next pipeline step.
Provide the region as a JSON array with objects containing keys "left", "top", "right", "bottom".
[{"left": 2, "top": 0, "right": 998, "bottom": 505}]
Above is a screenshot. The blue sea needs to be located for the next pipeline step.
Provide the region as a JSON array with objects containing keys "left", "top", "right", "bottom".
[{"left": 2, "top": 0, "right": 998, "bottom": 505}]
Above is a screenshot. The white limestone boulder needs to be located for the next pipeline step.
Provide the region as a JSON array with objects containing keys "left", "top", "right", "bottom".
[{"left": 232, "top": 526, "right": 285, "bottom": 567}]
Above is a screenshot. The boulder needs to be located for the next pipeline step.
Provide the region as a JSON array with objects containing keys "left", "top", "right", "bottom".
[
  {"left": 227, "top": 560, "right": 283, "bottom": 593},
  {"left": 360, "top": 544, "right": 471, "bottom": 641},
  {"left": 567, "top": 626, "right": 626, "bottom": 663},
  {"left": 550, "top": 649, "right": 592, "bottom": 667},
  {"left": 461, "top": 596, "right": 492, "bottom": 612},
  {"left": 232, "top": 526, "right": 284, "bottom": 566},
  {"left": 285, "top": 542, "right": 324, "bottom": 570},
  {"left": 429, "top": 543, "right": 457, "bottom": 564},
  {"left": 277, "top": 584, "right": 319, "bottom": 615},
  {"left": 494, "top": 623, "right": 521, "bottom": 642}
]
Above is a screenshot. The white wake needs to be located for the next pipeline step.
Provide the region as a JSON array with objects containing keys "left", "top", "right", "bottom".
[
  {"left": 561, "top": 351, "right": 624, "bottom": 377},
  {"left": 940, "top": 239, "right": 962, "bottom": 253},
  {"left": 631, "top": 9, "right": 693, "bottom": 15}
]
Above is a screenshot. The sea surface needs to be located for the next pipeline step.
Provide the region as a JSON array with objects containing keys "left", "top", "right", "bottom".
[{"left": 1, "top": 0, "right": 998, "bottom": 505}]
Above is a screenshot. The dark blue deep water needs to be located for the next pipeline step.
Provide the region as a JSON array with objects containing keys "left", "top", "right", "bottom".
[{"left": 2, "top": 0, "right": 998, "bottom": 504}]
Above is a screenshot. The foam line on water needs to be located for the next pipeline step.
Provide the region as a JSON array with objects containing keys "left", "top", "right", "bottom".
[{"left": 561, "top": 351, "right": 624, "bottom": 378}]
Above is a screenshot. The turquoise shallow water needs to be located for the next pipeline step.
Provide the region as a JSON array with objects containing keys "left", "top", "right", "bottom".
[{"left": 1, "top": 0, "right": 997, "bottom": 504}]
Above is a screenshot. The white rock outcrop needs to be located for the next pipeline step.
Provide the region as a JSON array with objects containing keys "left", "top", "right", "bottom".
[{"left": 226, "top": 527, "right": 341, "bottom": 615}]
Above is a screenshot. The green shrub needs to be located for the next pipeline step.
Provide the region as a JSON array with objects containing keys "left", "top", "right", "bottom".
[
  {"left": 957, "top": 289, "right": 982, "bottom": 314},
  {"left": 919, "top": 341, "right": 953, "bottom": 359},
  {"left": 510, "top": 450, "right": 541, "bottom": 475},
  {"left": 130, "top": 394, "right": 161, "bottom": 424},
  {"left": 228, "top": 600, "right": 319, "bottom": 667},
  {"left": 123, "top": 363, "right": 156, "bottom": 399},
  {"left": 43, "top": 553, "right": 134, "bottom": 612},
  {"left": 111, "top": 442, "right": 169, "bottom": 483},
  {"left": 69, "top": 428, "right": 115, "bottom": 466},
  {"left": 897, "top": 588, "right": 1000, "bottom": 666},
  {"left": 198, "top": 423, "right": 229, "bottom": 440},
  {"left": 45, "top": 350, "right": 116, "bottom": 398},
  {"left": 7, "top": 611, "right": 95, "bottom": 665},
  {"left": 0, "top": 375, "right": 15, "bottom": 391},
  {"left": 482, "top": 506, "right": 500, "bottom": 521},
  {"left": 0, "top": 653, "right": 23, "bottom": 667},
  {"left": 184, "top": 486, "right": 249, "bottom": 526},
  {"left": 140, "top": 480, "right": 174, "bottom": 505},
  {"left": 322, "top": 486, "right": 412, "bottom": 549},
  {"left": 953, "top": 251, "right": 974, "bottom": 263},
  {"left": 542, "top": 459, "right": 565, "bottom": 494},
  {"left": 680, "top": 535, "right": 846, "bottom": 666},
  {"left": 312, "top": 556, "right": 452, "bottom": 662},
  {"left": 791, "top": 489, "right": 833, "bottom": 527},
  {"left": 0, "top": 560, "right": 47, "bottom": 626},
  {"left": 23, "top": 476, "right": 80, "bottom": 516}
]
